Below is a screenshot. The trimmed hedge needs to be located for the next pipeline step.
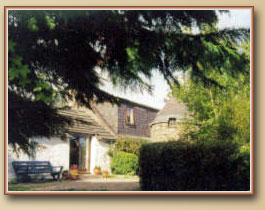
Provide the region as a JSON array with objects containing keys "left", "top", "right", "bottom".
[
  {"left": 139, "top": 140, "right": 250, "bottom": 191},
  {"left": 111, "top": 151, "right": 139, "bottom": 175}
]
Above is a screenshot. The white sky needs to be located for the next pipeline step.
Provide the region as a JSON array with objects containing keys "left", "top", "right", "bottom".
[{"left": 100, "top": 9, "right": 252, "bottom": 110}]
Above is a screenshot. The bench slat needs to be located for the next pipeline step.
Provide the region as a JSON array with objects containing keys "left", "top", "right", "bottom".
[{"left": 12, "top": 161, "right": 63, "bottom": 181}]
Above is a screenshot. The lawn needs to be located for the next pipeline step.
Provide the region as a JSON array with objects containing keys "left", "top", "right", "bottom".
[{"left": 8, "top": 186, "right": 42, "bottom": 191}]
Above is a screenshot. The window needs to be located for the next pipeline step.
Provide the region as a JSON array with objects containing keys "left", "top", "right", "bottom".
[
  {"left": 168, "top": 118, "right": 177, "bottom": 127},
  {"left": 125, "top": 106, "right": 135, "bottom": 125}
]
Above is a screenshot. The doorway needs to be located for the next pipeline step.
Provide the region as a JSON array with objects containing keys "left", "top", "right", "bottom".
[{"left": 69, "top": 136, "right": 90, "bottom": 173}]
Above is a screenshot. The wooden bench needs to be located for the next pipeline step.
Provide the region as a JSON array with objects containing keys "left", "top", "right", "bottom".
[{"left": 12, "top": 161, "right": 63, "bottom": 182}]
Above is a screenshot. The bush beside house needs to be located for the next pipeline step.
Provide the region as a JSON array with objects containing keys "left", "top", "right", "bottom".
[
  {"left": 109, "top": 137, "right": 148, "bottom": 175},
  {"left": 139, "top": 140, "right": 250, "bottom": 191},
  {"left": 112, "top": 137, "right": 149, "bottom": 156},
  {"left": 111, "top": 151, "right": 138, "bottom": 175}
]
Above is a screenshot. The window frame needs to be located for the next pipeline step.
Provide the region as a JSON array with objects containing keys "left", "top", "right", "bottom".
[
  {"left": 168, "top": 117, "right": 177, "bottom": 128},
  {"left": 125, "top": 105, "right": 135, "bottom": 126}
]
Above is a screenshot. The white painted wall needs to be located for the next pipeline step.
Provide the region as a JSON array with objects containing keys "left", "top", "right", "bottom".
[
  {"left": 90, "top": 136, "right": 111, "bottom": 174},
  {"left": 8, "top": 136, "right": 113, "bottom": 180},
  {"left": 8, "top": 137, "right": 70, "bottom": 180},
  {"left": 8, "top": 146, "right": 30, "bottom": 180}
]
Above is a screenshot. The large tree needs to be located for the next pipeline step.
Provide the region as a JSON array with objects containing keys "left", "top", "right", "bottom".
[
  {"left": 8, "top": 10, "right": 249, "bottom": 153},
  {"left": 171, "top": 41, "right": 250, "bottom": 145}
]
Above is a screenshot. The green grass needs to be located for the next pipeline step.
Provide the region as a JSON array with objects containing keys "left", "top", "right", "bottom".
[
  {"left": 8, "top": 186, "right": 41, "bottom": 191},
  {"left": 52, "top": 188, "right": 108, "bottom": 191},
  {"left": 8, "top": 179, "right": 19, "bottom": 185},
  {"left": 8, "top": 185, "right": 108, "bottom": 191}
]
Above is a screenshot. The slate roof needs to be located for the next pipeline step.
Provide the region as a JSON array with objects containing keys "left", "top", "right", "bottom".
[
  {"left": 150, "top": 97, "right": 189, "bottom": 126},
  {"left": 58, "top": 109, "right": 116, "bottom": 140}
]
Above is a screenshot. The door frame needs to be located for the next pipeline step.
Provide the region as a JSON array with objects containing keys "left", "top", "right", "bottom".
[{"left": 69, "top": 134, "right": 91, "bottom": 173}]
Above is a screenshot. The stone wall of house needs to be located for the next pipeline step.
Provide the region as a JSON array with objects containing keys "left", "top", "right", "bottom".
[
  {"left": 93, "top": 102, "right": 119, "bottom": 133},
  {"left": 8, "top": 137, "right": 70, "bottom": 181},
  {"left": 90, "top": 136, "right": 111, "bottom": 174},
  {"left": 118, "top": 103, "right": 158, "bottom": 138},
  {"left": 150, "top": 123, "right": 182, "bottom": 142}
]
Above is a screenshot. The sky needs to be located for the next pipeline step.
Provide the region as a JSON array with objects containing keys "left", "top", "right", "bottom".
[{"left": 100, "top": 9, "right": 252, "bottom": 110}]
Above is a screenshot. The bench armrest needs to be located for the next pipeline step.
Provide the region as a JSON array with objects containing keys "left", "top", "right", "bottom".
[{"left": 52, "top": 166, "right": 63, "bottom": 173}]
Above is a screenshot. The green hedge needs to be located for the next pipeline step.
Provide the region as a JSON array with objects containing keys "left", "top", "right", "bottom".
[
  {"left": 113, "top": 137, "right": 149, "bottom": 156},
  {"left": 111, "top": 151, "right": 139, "bottom": 175},
  {"left": 139, "top": 140, "right": 250, "bottom": 191}
]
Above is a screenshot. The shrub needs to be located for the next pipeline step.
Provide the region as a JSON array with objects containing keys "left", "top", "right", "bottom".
[
  {"left": 109, "top": 137, "right": 149, "bottom": 157},
  {"left": 139, "top": 140, "right": 250, "bottom": 191},
  {"left": 111, "top": 151, "right": 139, "bottom": 175},
  {"left": 229, "top": 144, "right": 250, "bottom": 190}
]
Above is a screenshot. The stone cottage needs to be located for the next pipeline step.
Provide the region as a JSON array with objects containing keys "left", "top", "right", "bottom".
[
  {"left": 150, "top": 97, "right": 189, "bottom": 142},
  {"left": 8, "top": 97, "right": 158, "bottom": 180}
]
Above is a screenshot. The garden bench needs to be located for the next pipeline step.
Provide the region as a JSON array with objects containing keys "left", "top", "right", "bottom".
[{"left": 12, "top": 161, "right": 63, "bottom": 182}]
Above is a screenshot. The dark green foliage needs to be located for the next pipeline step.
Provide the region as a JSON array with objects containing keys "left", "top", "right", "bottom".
[
  {"left": 8, "top": 10, "right": 249, "bottom": 153},
  {"left": 229, "top": 144, "right": 250, "bottom": 190},
  {"left": 111, "top": 137, "right": 149, "bottom": 157},
  {"left": 139, "top": 141, "right": 250, "bottom": 191},
  {"left": 8, "top": 91, "right": 72, "bottom": 156},
  {"left": 9, "top": 10, "right": 246, "bottom": 105},
  {"left": 171, "top": 42, "right": 250, "bottom": 144},
  {"left": 111, "top": 151, "right": 139, "bottom": 175}
]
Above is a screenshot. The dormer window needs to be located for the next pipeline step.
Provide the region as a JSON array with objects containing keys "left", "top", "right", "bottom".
[
  {"left": 125, "top": 106, "right": 135, "bottom": 125},
  {"left": 168, "top": 117, "right": 176, "bottom": 127}
]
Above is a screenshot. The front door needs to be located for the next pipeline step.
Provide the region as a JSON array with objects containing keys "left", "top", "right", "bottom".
[{"left": 69, "top": 136, "right": 90, "bottom": 173}]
